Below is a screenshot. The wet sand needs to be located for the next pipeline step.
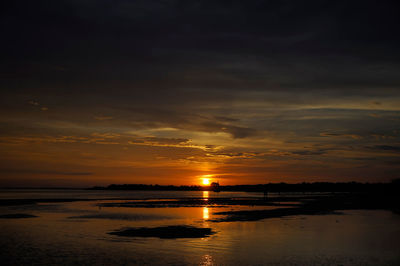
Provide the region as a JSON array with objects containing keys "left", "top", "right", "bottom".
[
  {"left": 0, "top": 213, "right": 38, "bottom": 219},
  {"left": 109, "top": 225, "right": 214, "bottom": 239},
  {"left": 213, "top": 193, "right": 399, "bottom": 222}
]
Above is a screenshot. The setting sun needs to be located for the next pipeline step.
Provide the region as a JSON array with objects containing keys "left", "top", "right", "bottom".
[{"left": 202, "top": 178, "right": 210, "bottom": 185}]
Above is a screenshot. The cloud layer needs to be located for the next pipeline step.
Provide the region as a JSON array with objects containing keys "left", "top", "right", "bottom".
[{"left": 1, "top": 0, "right": 399, "bottom": 186}]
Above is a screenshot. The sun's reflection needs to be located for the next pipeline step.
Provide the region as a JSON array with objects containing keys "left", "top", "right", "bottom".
[
  {"left": 203, "top": 207, "right": 209, "bottom": 220},
  {"left": 203, "top": 191, "right": 209, "bottom": 201},
  {"left": 200, "top": 254, "right": 214, "bottom": 266},
  {"left": 203, "top": 191, "right": 209, "bottom": 220}
]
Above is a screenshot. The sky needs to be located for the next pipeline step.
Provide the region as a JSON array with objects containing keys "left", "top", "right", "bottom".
[{"left": 1, "top": 0, "right": 400, "bottom": 187}]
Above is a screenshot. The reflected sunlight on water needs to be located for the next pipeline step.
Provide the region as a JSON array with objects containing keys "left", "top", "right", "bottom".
[
  {"left": 200, "top": 254, "right": 214, "bottom": 266},
  {"left": 202, "top": 191, "right": 209, "bottom": 201},
  {"left": 203, "top": 207, "right": 209, "bottom": 220}
]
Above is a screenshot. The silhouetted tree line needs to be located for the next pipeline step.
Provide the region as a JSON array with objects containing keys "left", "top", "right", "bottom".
[
  {"left": 92, "top": 184, "right": 203, "bottom": 191},
  {"left": 222, "top": 181, "right": 399, "bottom": 193},
  {"left": 89, "top": 179, "right": 400, "bottom": 193}
]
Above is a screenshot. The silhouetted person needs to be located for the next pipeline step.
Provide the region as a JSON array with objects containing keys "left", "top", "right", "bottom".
[{"left": 263, "top": 185, "right": 268, "bottom": 200}]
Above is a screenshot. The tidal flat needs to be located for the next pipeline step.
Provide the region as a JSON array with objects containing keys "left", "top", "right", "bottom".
[{"left": 0, "top": 190, "right": 399, "bottom": 265}]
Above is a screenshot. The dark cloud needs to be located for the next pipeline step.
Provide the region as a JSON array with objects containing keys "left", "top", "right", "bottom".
[
  {"left": 2, "top": 0, "right": 400, "bottom": 93},
  {"left": 320, "top": 132, "right": 363, "bottom": 139},
  {"left": 128, "top": 137, "right": 191, "bottom": 147},
  {"left": 0, "top": 168, "right": 93, "bottom": 176},
  {"left": 291, "top": 150, "right": 326, "bottom": 156},
  {"left": 369, "top": 145, "right": 400, "bottom": 152}
]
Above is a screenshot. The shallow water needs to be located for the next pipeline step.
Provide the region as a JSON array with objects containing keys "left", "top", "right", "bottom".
[
  {"left": 0, "top": 189, "right": 262, "bottom": 200},
  {"left": 0, "top": 190, "right": 399, "bottom": 265}
]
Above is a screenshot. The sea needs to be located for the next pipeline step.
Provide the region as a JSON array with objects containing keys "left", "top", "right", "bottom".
[{"left": 0, "top": 189, "right": 399, "bottom": 265}]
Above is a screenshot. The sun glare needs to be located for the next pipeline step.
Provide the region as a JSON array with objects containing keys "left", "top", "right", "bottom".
[{"left": 202, "top": 178, "right": 210, "bottom": 185}]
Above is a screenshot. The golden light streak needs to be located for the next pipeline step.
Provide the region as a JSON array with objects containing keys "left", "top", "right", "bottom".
[
  {"left": 203, "top": 207, "right": 209, "bottom": 220},
  {"left": 203, "top": 191, "right": 209, "bottom": 201}
]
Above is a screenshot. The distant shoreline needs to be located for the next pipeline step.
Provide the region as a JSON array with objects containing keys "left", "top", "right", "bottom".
[
  {"left": 1, "top": 180, "right": 399, "bottom": 193},
  {"left": 88, "top": 181, "right": 400, "bottom": 193}
]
